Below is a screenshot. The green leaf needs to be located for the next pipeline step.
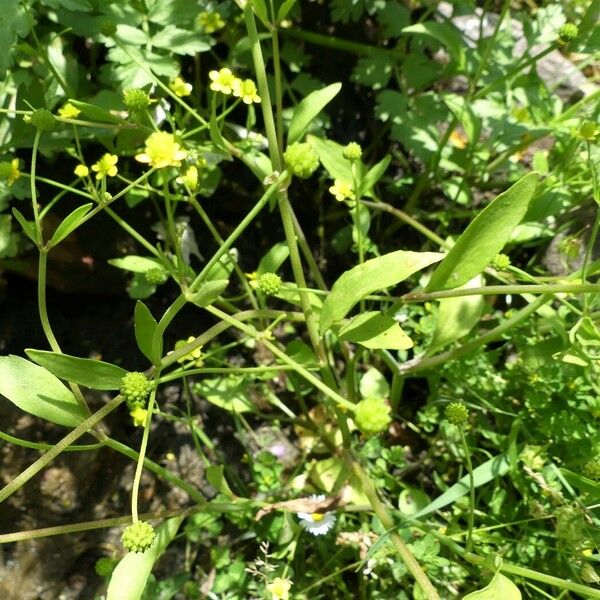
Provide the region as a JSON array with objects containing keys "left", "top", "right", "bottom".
[
  {"left": 106, "top": 517, "right": 183, "bottom": 600},
  {"left": 359, "top": 155, "right": 390, "bottom": 196},
  {"left": 409, "top": 453, "right": 511, "bottom": 522},
  {"left": 307, "top": 134, "right": 356, "bottom": 184},
  {"left": 443, "top": 93, "right": 481, "bottom": 144},
  {"left": 351, "top": 53, "right": 395, "bottom": 90},
  {"left": 428, "top": 275, "right": 485, "bottom": 352},
  {"left": 108, "top": 256, "right": 163, "bottom": 273},
  {"left": 463, "top": 572, "right": 522, "bottom": 600},
  {"left": 257, "top": 242, "right": 289, "bottom": 275},
  {"left": 402, "top": 22, "right": 466, "bottom": 67},
  {"left": 252, "top": 0, "right": 270, "bottom": 26},
  {"left": 48, "top": 203, "right": 93, "bottom": 247},
  {"left": 277, "top": 0, "right": 297, "bottom": 21},
  {"left": 151, "top": 25, "right": 211, "bottom": 55},
  {"left": 67, "top": 99, "right": 125, "bottom": 124},
  {"left": 11, "top": 208, "right": 38, "bottom": 244},
  {"left": 194, "top": 376, "right": 254, "bottom": 413},
  {"left": 320, "top": 251, "right": 443, "bottom": 333},
  {"left": 186, "top": 279, "right": 229, "bottom": 308},
  {"left": 135, "top": 301, "right": 161, "bottom": 365},
  {"left": 338, "top": 312, "right": 413, "bottom": 350},
  {"left": 25, "top": 349, "right": 126, "bottom": 390},
  {"left": 207, "top": 465, "right": 235, "bottom": 498},
  {"left": 0, "top": 355, "right": 85, "bottom": 427},
  {"left": 0, "top": 214, "right": 18, "bottom": 258},
  {"left": 288, "top": 83, "right": 342, "bottom": 145},
  {"left": 0, "top": 1, "right": 29, "bottom": 79},
  {"left": 426, "top": 173, "right": 539, "bottom": 291}
]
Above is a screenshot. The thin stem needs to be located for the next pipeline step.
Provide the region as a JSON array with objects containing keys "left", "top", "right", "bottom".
[
  {"left": 0, "top": 430, "right": 103, "bottom": 452},
  {"left": 458, "top": 428, "right": 475, "bottom": 553},
  {"left": 30, "top": 130, "right": 43, "bottom": 244},
  {"left": 351, "top": 460, "right": 441, "bottom": 600},
  {"left": 582, "top": 140, "right": 600, "bottom": 316}
]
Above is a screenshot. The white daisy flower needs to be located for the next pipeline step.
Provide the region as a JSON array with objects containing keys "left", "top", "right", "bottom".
[{"left": 297, "top": 494, "right": 336, "bottom": 536}]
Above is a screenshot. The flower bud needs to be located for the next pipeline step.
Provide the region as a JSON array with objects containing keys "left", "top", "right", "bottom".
[{"left": 343, "top": 142, "right": 362, "bottom": 161}]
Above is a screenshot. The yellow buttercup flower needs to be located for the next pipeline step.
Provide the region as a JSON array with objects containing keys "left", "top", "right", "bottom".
[
  {"left": 130, "top": 405, "right": 148, "bottom": 428},
  {"left": 74, "top": 164, "right": 89, "bottom": 178},
  {"left": 178, "top": 165, "right": 198, "bottom": 190},
  {"left": 58, "top": 103, "right": 81, "bottom": 119},
  {"left": 169, "top": 76, "right": 192, "bottom": 97},
  {"left": 329, "top": 180, "right": 353, "bottom": 202},
  {"left": 266, "top": 577, "right": 291, "bottom": 600},
  {"left": 91, "top": 154, "right": 118, "bottom": 180},
  {"left": 197, "top": 11, "right": 225, "bottom": 33},
  {"left": 232, "top": 78, "right": 261, "bottom": 104},
  {"left": 0, "top": 158, "right": 20, "bottom": 186},
  {"left": 135, "top": 131, "right": 187, "bottom": 168},
  {"left": 209, "top": 68, "right": 237, "bottom": 95}
]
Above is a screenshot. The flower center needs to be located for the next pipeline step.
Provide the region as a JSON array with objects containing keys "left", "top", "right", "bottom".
[{"left": 311, "top": 512, "right": 325, "bottom": 522}]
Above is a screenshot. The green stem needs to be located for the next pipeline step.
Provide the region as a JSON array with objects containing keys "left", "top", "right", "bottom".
[
  {"left": 458, "top": 428, "right": 475, "bottom": 553},
  {"left": 0, "top": 430, "right": 103, "bottom": 452},
  {"left": 30, "top": 130, "right": 43, "bottom": 244},
  {"left": 582, "top": 140, "right": 600, "bottom": 316},
  {"left": 351, "top": 460, "right": 441, "bottom": 600}
]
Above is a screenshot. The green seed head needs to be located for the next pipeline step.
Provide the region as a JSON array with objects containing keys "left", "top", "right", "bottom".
[
  {"left": 558, "top": 23, "right": 579, "bottom": 43},
  {"left": 120, "top": 372, "right": 152, "bottom": 406},
  {"left": 25, "top": 109, "right": 56, "bottom": 131},
  {"left": 94, "top": 556, "right": 117, "bottom": 577},
  {"left": 145, "top": 267, "right": 168, "bottom": 285},
  {"left": 100, "top": 19, "right": 117, "bottom": 37},
  {"left": 355, "top": 397, "right": 392, "bottom": 435},
  {"left": 445, "top": 402, "right": 469, "bottom": 426},
  {"left": 583, "top": 459, "right": 600, "bottom": 481},
  {"left": 257, "top": 272, "right": 282, "bottom": 296},
  {"left": 343, "top": 142, "right": 363, "bottom": 161},
  {"left": 283, "top": 142, "right": 320, "bottom": 179},
  {"left": 491, "top": 253, "right": 511, "bottom": 271},
  {"left": 123, "top": 88, "right": 151, "bottom": 112},
  {"left": 121, "top": 521, "right": 156, "bottom": 553}
]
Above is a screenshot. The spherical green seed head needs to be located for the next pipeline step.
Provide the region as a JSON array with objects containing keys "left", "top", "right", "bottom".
[
  {"left": 95, "top": 557, "right": 117, "bottom": 577},
  {"left": 355, "top": 397, "right": 392, "bottom": 435},
  {"left": 283, "top": 142, "right": 320, "bottom": 179},
  {"left": 120, "top": 371, "right": 152, "bottom": 406},
  {"left": 343, "top": 142, "right": 362, "bottom": 161},
  {"left": 145, "top": 267, "right": 168, "bottom": 285},
  {"left": 26, "top": 109, "right": 56, "bottom": 131},
  {"left": 257, "top": 272, "right": 282, "bottom": 296},
  {"left": 445, "top": 402, "right": 469, "bottom": 426},
  {"left": 558, "top": 23, "right": 579, "bottom": 43},
  {"left": 100, "top": 19, "right": 117, "bottom": 37},
  {"left": 579, "top": 120, "right": 599, "bottom": 140},
  {"left": 491, "top": 253, "right": 511, "bottom": 271},
  {"left": 121, "top": 521, "right": 156, "bottom": 553},
  {"left": 583, "top": 459, "right": 600, "bottom": 481},
  {"left": 123, "top": 88, "right": 151, "bottom": 112}
]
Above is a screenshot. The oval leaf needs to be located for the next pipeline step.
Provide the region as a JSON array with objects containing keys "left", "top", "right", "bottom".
[
  {"left": 428, "top": 275, "right": 485, "bottom": 352},
  {"left": 68, "top": 99, "right": 125, "bottom": 124},
  {"left": 338, "top": 312, "right": 413, "bottom": 350},
  {"left": 108, "top": 255, "right": 163, "bottom": 273},
  {"left": 135, "top": 301, "right": 161, "bottom": 364},
  {"left": 186, "top": 279, "right": 229, "bottom": 308},
  {"left": 257, "top": 241, "right": 289, "bottom": 275},
  {"left": 426, "top": 173, "right": 539, "bottom": 292},
  {"left": 320, "top": 250, "right": 444, "bottom": 333},
  {"left": 48, "top": 203, "right": 93, "bottom": 247},
  {"left": 194, "top": 376, "right": 254, "bottom": 413},
  {"left": 463, "top": 572, "right": 522, "bottom": 600},
  {"left": 0, "top": 355, "right": 85, "bottom": 427},
  {"left": 106, "top": 517, "right": 183, "bottom": 600},
  {"left": 288, "top": 83, "right": 342, "bottom": 145},
  {"left": 25, "top": 349, "right": 127, "bottom": 390}
]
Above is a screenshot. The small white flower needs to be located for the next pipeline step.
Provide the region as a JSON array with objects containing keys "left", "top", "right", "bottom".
[{"left": 297, "top": 494, "right": 336, "bottom": 536}]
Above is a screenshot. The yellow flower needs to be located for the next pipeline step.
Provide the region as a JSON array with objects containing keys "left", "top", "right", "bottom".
[
  {"left": 197, "top": 11, "right": 225, "bottom": 33},
  {"left": 209, "top": 68, "right": 237, "bottom": 95},
  {"left": 135, "top": 131, "right": 187, "bottom": 169},
  {"left": 174, "top": 336, "right": 203, "bottom": 365},
  {"left": 58, "top": 102, "right": 81, "bottom": 119},
  {"left": 0, "top": 158, "right": 21, "bottom": 185},
  {"left": 178, "top": 165, "right": 198, "bottom": 190},
  {"left": 74, "top": 164, "right": 89, "bottom": 178},
  {"left": 130, "top": 405, "right": 148, "bottom": 428},
  {"left": 91, "top": 154, "right": 118, "bottom": 180},
  {"left": 232, "top": 78, "right": 261, "bottom": 104},
  {"left": 266, "top": 577, "right": 292, "bottom": 600},
  {"left": 329, "top": 180, "right": 353, "bottom": 202},
  {"left": 169, "top": 76, "right": 192, "bottom": 97}
]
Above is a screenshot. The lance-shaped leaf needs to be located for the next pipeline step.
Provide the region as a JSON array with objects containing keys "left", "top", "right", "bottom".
[
  {"left": 320, "top": 251, "right": 443, "bottom": 333},
  {"left": 338, "top": 312, "right": 413, "bottom": 350},
  {"left": 288, "top": 83, "right": 341, "bottom": 145},
  {"left": 426, "top": 173, "right": 539, "bottom": 292},
  {"left": 0, "top": 355, "right": 86, "bottom": 427},
  {"left": 25, "top": 349, "right": 127, "bottom": 390},
  {"left": 48, "top": 203, "right": 93, "bottom": 247},
  {"left": 135, "top": 300, "right": 161, "bottom": 364}
]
